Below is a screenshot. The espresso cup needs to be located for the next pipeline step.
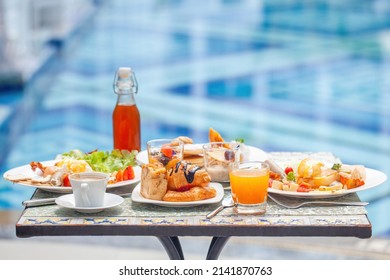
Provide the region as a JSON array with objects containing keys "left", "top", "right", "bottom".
[{"left": 69, "top": 172, "right": 109, "bottom": 207}]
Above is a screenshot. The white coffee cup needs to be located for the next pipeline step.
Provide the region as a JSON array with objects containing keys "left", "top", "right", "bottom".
[{"left": 69, "top": 172, "right": 109, "bottom": 207}]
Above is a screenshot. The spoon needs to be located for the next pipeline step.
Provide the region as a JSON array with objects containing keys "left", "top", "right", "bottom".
[
  {"left": 265, "top": 159, "right": 286, "bottom": 179},
  {"left": 206, "top": 196, "right": 234, "bottom": 219}
]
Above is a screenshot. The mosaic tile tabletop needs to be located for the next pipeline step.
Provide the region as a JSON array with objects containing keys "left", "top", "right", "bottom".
[{"left": 17, "top": 190, "right": 369, "bottom": 228}]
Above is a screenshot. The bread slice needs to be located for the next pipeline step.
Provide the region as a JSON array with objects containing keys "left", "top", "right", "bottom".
[{"left": 4, "top": 173, "right": 32, "bottom": 182}]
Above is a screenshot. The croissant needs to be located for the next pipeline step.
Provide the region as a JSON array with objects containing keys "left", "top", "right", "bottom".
[
  {"left": 163, "top": 186, "right": 216, "bottom": 202},
  {"left": 167, "top": 161, "right": 211, "bottom": 191}
]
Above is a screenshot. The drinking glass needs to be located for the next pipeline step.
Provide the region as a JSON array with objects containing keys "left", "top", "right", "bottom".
[
  {"left": 147, "top": 139, "right": 184, "bottom": 169},
  {"left": 229, "top": 161, "right": 270, "bottom": 215},
  {"left": 203, "top": 142, "right": 240, "bottom": 182}
]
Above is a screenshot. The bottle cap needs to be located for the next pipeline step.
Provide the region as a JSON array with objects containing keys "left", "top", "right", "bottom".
[
  {"left": 118, "top": 67, "right": 131, "bottom": 79},
  {"left": 113, "top": 67, "right": 138, "bottom": 94}
]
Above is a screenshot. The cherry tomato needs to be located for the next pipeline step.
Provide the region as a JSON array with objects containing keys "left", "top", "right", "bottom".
[
  {"left": 123, "top": 166, "right": 135, "bottom": 181},
  {"left": 62, "top": 174, "right": 71, "bottom": 187},
  {"left": 285, "top": 167, "right": 294, "bottom": 175},
  {"left": 161, "top": 145, "right": 173, "bottom": 158}
]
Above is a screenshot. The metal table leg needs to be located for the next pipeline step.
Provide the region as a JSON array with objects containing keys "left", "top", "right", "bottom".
[
  {"left": 157, "top": 236, "right": 185, "bottom": 260},
  {"left": 206, "top": 236, "right": 230, "bottom": 260}
]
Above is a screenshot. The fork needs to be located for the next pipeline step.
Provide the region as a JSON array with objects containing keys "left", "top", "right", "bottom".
[{"left": 268, "top": 194, "right": 368, "bottom": 209}]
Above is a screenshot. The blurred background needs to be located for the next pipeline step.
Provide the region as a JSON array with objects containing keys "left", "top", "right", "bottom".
[{"left": 1, "top": 0, "right": 390, "bottom": 259}]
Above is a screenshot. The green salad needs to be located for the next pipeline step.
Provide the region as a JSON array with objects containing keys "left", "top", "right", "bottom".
[{"left": 61, "top": 149, "right": 137, "bottom": 173}]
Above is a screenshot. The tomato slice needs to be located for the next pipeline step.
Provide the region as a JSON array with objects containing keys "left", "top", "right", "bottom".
[
  {"left": 123, "top": 166, "right": 135, "bottom": 181},
  {"left": 116, "top": 169, "right": 124, "bottom": 182},
  {"left": 62, "top": 174, "right": 71, "bottom": 187}
]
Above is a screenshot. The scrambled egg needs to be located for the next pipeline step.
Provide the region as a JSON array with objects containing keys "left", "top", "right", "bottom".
[{"left": 55, "top": 159, "right": 92, "bottom": 173}]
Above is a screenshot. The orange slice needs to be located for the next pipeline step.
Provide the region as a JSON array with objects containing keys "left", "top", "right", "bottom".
[{"left": 209, "top": 128, "right": 225, "bottom": 142}]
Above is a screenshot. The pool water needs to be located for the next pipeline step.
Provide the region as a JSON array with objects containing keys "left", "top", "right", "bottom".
[{"left": 0, "top": 0, "right": 389, "bottom": 236}]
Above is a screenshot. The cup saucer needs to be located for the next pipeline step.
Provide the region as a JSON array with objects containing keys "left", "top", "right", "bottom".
[{"left": 55, "top": 193, "right": 124, "bottom": 213}]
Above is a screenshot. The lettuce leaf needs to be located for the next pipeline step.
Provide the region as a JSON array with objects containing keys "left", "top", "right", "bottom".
[{"left": 61, "top": 149, "right": 137, "bottom": 173}]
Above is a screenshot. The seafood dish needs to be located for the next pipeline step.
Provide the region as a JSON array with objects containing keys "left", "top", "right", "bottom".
[{"left": 269, "top": 157, "right": 366, "bottom": 193}]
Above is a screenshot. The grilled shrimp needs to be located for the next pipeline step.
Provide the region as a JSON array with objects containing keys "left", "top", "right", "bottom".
[{"left": 30, "top": 161, "right": 59, "bottom": 177}]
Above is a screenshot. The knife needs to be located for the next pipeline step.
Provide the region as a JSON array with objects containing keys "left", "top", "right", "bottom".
[{"left": 22, "top": 192, "right": 132, "bottom": 207}]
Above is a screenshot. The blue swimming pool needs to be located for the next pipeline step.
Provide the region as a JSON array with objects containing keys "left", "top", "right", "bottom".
[{"left": 1, "top": 0, "right": 389, "bottom": 236}]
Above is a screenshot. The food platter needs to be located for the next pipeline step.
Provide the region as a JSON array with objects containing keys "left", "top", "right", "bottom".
[
  {"left": 131, "top": 182, "right": 224, "bottom": 207},
  {"left": 3, "top": 160, "right": 141, "bottom": 193},
  {"left": 268, "top": 168, "right": 387, "bottom": 199},
  {"left": 136, "top": 144, "right": 268, "bottom": 165}
]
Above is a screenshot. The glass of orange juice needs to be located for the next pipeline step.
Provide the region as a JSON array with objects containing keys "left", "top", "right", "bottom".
[{"left": 229, "top": 161, "right": 270, "bottom": 215}]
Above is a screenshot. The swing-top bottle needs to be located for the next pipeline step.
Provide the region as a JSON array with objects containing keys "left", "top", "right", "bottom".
[{"left": 112, "top": 67, "right": 140, "bottom": 151}]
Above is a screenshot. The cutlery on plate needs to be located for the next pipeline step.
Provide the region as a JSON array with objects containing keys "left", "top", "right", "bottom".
[
  {"left": 22, "top": 192, "right": 132, "bottom": 207},
  {"left": 206, "top": 196, "right": 234, "bottom": 219},
  {"left": 265, "top": 159, "right": 286, "bottom": 179},
  {"left": 268, "top": 194, "right": 368, "bottom": 209}
]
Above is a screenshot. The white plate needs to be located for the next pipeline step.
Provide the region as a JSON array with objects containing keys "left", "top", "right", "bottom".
[
  {"left": 268, "top": 168, "right": 387, "bottom": 198},
  {"left": 3, "top": 160, "right": 141, "bottom": 193},
  {"left": 55, "top": 193, "right": 124, "bottom": 213},
  {"left": 136, "top": 144, "right": 268, "bottom": 165},
  {"left": 131, "top": 182, "right": 224, "bottom": 207}
]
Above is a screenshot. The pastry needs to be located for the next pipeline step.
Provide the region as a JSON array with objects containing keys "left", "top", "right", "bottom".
[
  {"left": 140, "top": 163, "right": 168, "bottom": 200},
  {"left": 140, "top": 161, "right": 215, "bottom": 202},
  {"left": 163, "top": 186, "right": 216, "bottom": 202},
  {"left": 167, "top": 161, "right": 211, "bottom": 191}
]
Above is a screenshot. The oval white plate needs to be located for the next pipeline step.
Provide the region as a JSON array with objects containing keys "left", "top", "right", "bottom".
[
  {"left": 55, "top": 193, "right": 124, "bottom": 213},
  {"left": 131, "top": 182, "right": 224, "bottom": 207},
  {"left": 268, "top": 168, "right": 387, "bottom": 198},
  {"left": 3, "top": 160, "right": 141, "bottom": 193},
  {"left": 136, "top": 145, "right": 268, "bottom": 165}
]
